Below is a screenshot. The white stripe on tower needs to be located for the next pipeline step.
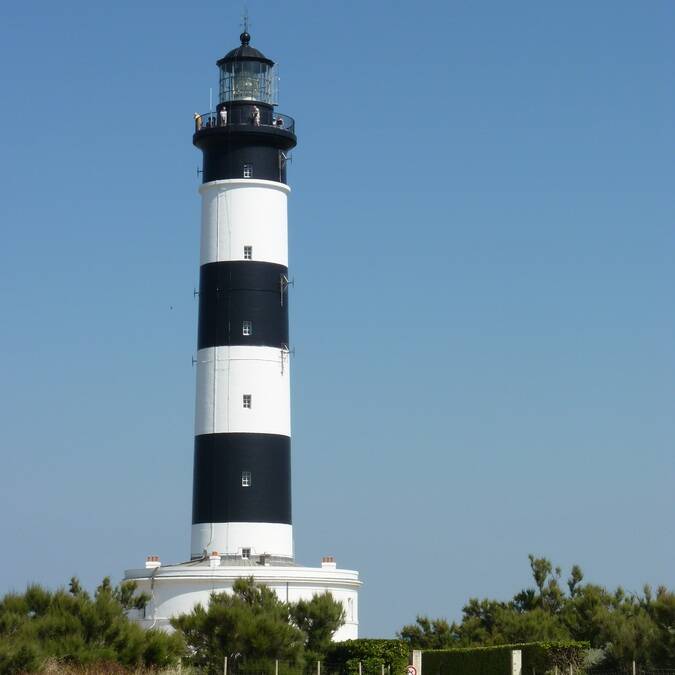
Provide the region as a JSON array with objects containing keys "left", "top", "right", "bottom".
[
  {"left": 199, "top": 180, "right": 289, "bottom": 266},
  {"left": 195, "top": 346, "right": 290, "bottom": 437}
]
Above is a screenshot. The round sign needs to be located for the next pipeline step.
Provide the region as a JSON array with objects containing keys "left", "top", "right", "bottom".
[{"left": 407, "top": 667, "right": 417, "bottom": 675}]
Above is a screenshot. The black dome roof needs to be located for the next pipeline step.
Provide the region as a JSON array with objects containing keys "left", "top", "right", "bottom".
[{"left": 217, "top": 32, "right": 274, "bottom": 67}]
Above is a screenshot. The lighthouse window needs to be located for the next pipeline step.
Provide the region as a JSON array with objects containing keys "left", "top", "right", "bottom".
[
  {"left": 242, "top": 394, "right": 252, "bottom": 409},
  {"left": 243, "top": 163, "right": 253, "bottom": 178},
  {"left": 242, "top": 547, "right": 251, "bottom": 558},
  {"left": 241, "top": 471, "right": 252, "bottom": 487},
  {"left": 244, "top": 246, "right": 253, "bottom": 260},
  {"left": 242, "top": 320, "right": 252, "bottom": 336}
]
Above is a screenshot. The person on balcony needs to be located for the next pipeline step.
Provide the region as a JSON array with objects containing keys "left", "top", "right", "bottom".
[
  {"left": 219, "top": 108, "right": 227, "bottom": 127},
  {"left": 251, "top": 105, "right": 260, "bottom": 126},
  {"left": 194, "top": 112, "right": 202, "bottom": 131}
]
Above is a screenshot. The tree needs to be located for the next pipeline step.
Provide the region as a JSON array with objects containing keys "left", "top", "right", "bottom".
[
  {"left": 398, "top": 616, "right": 458, "bottom": 649},
  {"left": 456, "top": 599, "right": 508, "bottom": 645},
  {"left": 172, "top": 577, "right": 305, "bottom": 671},
  {"left": 646, "top": 586, "right": 675, "bottom": 666},
  {"left": 0, "top": 578, "right": 183, "bottom": 674},
  {"left": 172, "top": 577, "right": 347, "bottom": 672},
  {"left": 397, "top": 555, "right": 675, "bottom": 669},
  {"left": 485, "top": 607, "right": 569, "bottom": 644},
  {"left": 567, "top": 565, "right": 584, "bottom": 598},
  {"left": 290, "top": 592, "right": 345, "bottom": 660},
  {"left": 529, "top": 554, "right": 552, "bottom": 595}
]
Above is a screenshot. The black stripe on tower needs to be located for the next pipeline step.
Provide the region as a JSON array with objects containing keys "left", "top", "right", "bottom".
[
  {"left": 192, "top": 433, "right": 291, "bottom": 525},
  {"left": 198, "top": 261, "right": 289, "bottom": 350},
  {"left": 200, "top": 141, "right": 289, "bottom": 184},
  {"left": 194, "top": 102, "right": 296, "bottom": 185}
]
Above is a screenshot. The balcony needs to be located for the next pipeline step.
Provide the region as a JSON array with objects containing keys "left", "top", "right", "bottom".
[{"left": 194, "top": 110, "right": 295, "bottom": 136}]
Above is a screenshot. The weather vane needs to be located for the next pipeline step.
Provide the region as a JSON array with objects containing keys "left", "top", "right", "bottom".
[{"left": 241, "top": 6, "right": 251, "bottom": 34}]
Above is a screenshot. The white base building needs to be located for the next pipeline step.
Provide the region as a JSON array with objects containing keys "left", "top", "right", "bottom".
[{"left": 125, "top": 555, "right": 360, "bottom": 641}]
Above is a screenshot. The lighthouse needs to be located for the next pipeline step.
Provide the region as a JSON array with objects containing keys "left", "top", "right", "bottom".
[
  {"left": 191, "top": 30, "right": 296, "bottom": 562},
  {"left": 125, "top": 31, "right": 360, "bottom": 639}
]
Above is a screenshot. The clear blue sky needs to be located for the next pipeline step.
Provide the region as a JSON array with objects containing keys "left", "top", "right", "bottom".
[{"left": 0, "top": 0, "right": 673, "bottom": 638}]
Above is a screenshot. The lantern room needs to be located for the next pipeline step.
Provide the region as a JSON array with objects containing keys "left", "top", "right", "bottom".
[{"left": 217, "top": 31, "right": 277, "bottom": 105}]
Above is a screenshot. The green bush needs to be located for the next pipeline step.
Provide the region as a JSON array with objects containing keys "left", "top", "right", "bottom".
[
  {"left": 0, "top": 642, "right": 40, "bottom": 675},
  {"left": 424, "top": 646, "right": 509, "bottom": 675},
  {"left": 0, "top": 578, "right": 184, "bottom": 674},
  {"left": 325, "top": 639, "right": 409, "bottom": 675},
  {"left": 421, "top": 641, "right": 589, "bottom": 675}
]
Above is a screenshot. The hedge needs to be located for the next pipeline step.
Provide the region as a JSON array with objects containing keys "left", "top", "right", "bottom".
[
  {"left": 422, "top": 641, "right": 589, "bottom": 675},
  {"left": 325, "top": 639, "right": 410, "bottom": 675}
]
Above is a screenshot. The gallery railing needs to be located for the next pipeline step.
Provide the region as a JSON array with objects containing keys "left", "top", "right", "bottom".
[{"left": 194, "top": 111, "right": 295, "bottom": 135}]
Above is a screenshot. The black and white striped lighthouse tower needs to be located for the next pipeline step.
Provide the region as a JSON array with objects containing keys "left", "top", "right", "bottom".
[
  {"left": 125, "top": 30, "right": 360, "bottom": 638},
  {"left": 190, "top": 30, "right": 297, "bottom": 561}
]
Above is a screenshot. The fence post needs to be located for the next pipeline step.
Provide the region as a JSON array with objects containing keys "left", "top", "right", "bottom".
[
  {"left": 224, "top": 656, "right": 228, "bottom": 675},
  {"left": 382, "top": 665, "right": 385, "bottom": 675},
  {"left": 317, "top": 661, "right": 321, "bottom": 675},
  {"left": 411, "top": 650, "right": 422, "bottom": 675},
  {"left": 276, "top": 660, "right": 279, "bottom": 675},
  {"left": 632, "top": 661, "right": 636, "bottom": 675},
  {"left": 359, "top": 662, "right": 363, "bottom": 675}
]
